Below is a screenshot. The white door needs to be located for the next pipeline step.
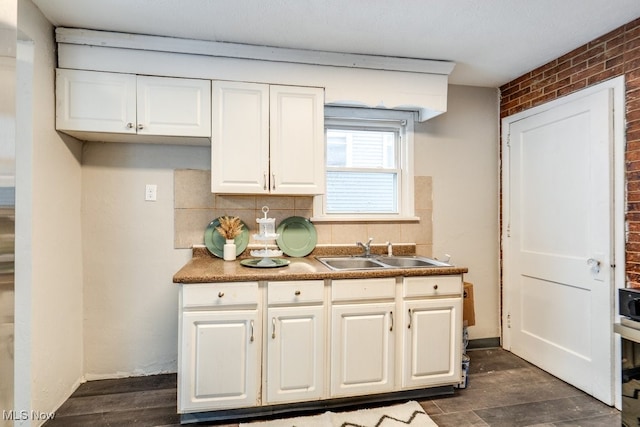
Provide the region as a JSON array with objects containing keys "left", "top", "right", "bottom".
[
  {"left": 402, "top": 298, "right": 461, "bottom": 388},
  {"left": 331, "top": 302, "right": 395, "bottom": 397},
  {"left": 503, "top": 85, "right": 617, "bottom": 404},
  {"left": 179, "top": 310, "right": 259, "bottom": 412},
  {"left": 266, "top": 305, "right": 325, "bottom": 403}
]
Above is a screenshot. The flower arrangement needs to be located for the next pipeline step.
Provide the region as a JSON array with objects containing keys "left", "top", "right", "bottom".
[{"left": 216, "top": 216, "right": 244, "bottom": 240}]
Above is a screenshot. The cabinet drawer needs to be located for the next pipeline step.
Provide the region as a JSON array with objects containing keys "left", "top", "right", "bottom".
[
  {"left": 332, "top": 278, "right": 396, "bottom": 302},
  {"left": 182, "top": 282, "right": 259, "bottom": 308},
  {"left": 403, "top": 276, "right": 462, "bottom": 298},
  {"left": 268, "top": 280, "right": 324, "bottom": 305}
]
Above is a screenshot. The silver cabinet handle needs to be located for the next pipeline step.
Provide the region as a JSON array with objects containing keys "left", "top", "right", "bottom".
[
  {"left": 407, "top": 308, "right": 412, "bottom": 329},
  {"left": 272, "top": 173, "right": 276, "bottom": 190},
  {"left": 272, "top": 317, "right": 276, "bottom": 339},
  {"left": 250, "top": 320, "right": 254, "bottom": 342},
  {"left": 218, "top": 291, "right": 224, "bottom": 298},
  {"left": 126, "top": 122, "right": 134, "bottom": 129},
  {"left": 390, "top": 311, "right": 393, "bottom": 332},
  {"left": 137, "top": 124, "right": 144, "bottom": 130},
  {"left": 263, "top": 173, "right": 267, "bottom": 191},
  {"left": 294, "top": 290, "right": 301, "bottom": 296}
]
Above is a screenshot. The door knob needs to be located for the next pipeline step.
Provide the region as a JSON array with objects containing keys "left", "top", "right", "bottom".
[{"left": 587, "top": 258, "right": 601, "bottom": 274}]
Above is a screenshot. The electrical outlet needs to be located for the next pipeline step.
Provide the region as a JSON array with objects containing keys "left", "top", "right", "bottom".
[{"left": 145, "top": 184, "right": 157, "bottom": 201}]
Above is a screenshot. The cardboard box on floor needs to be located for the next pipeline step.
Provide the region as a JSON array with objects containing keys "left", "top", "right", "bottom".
[{"left": 463, "top": 282, "right": 475, "bottom": 327}]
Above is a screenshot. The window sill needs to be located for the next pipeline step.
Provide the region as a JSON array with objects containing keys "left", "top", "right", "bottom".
[{"left": 310, "top": 215, "right": 421, "bottom": 223}]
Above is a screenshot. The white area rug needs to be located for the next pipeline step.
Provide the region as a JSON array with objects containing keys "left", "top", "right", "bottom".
[{"left": 240, "top": 400, "right": 437, "bottom": 427}]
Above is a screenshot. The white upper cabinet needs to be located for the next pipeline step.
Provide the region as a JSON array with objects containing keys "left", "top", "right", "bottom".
[
  {"left": 136, "top": 75, "right": 211, "bottom": 137},
  {"left": 211, "top": 81, "right": 270, "bottom": 193},
  {"left": 269, "top": 85, "right": 325, "bottom": 195},
  {"left": 211, "top": 81, "right": 325, "bottom": 195},
  {"left": 56, "top": 69, "right": 137, "bottom": 133},
  {"left": 55, "top": 69, "right": 211, "bottom": 144}
]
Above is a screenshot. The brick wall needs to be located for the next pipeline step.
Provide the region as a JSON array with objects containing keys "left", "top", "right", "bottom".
[{"left": 499, "top": 18, "right": 640, "bottom": 287}]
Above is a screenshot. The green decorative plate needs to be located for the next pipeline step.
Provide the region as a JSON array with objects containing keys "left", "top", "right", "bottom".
[
  {"left": 276, "top": 216, "right": 317, "bottom": 257},
  {"left": 240, "top": 258, "right": 290, "bottom": 268},
  {"left": 204, "top": 218, "right": 250, "bottom": 258}
]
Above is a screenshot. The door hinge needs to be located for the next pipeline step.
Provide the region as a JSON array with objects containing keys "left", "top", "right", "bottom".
[
  {"left": 506, "top": 223, "right": 511, "bottom": 238},
  {"left": 507, "top": 313, "right": 511, "bottom": 329},
  {"left": 506, "top": 132, "right": 511, "bottom": 147}
]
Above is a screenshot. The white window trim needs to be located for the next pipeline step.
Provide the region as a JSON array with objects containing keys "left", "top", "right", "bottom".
[{"left": 312, "top": 107, "right": 417, "bottom": 222}]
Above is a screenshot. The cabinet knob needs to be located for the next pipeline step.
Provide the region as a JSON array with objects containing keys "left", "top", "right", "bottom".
[
  {"left": 433, "top": 284, "right": 438, "bottom": 290},
  {"left": 294, "top": 290, "right": 301, "bottom": 296},
  {"left": 137, "top": 124, "right": 144, "bottom": 130},
  {"left": 126, "top": 122, "right": 134, "bottom": 129},
  {"left": 218, "top": 291, "right": 224, "bottom": 298}
]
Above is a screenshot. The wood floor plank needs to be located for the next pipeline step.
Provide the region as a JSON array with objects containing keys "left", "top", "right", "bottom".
[
  {"left": 55, "top": 389, "right": 176, "bottom": 417},
  {"left": 43, "top": 351, "right": 620, "bottom": 427},
  {"left": 72, "top": 373, "right": 176, "bottom": 397},
  {"left": 44, "top": 404, "right": 180, "bottom": 427}
]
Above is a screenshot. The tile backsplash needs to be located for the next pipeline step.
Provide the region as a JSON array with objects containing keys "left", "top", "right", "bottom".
[{"left": 174, "top": 169, "right": 433, "bottom": 255}]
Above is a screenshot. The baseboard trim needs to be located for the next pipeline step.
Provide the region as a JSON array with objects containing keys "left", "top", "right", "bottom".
[{"left": 467, "top": 337, "right": 501, "bottom": 350}]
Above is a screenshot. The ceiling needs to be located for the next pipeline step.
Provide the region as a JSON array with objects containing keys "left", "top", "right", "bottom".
[{"left": 31, "top": 0, "right": 640, "bottom": 87}]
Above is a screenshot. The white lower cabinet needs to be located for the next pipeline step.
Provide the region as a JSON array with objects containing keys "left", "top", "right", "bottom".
[
  {"left": 266, "top": 280, "right": 325, "bottom": 403},
  {"left": 402, "top": 298, "right": 462, "bottom": 388},
  {"left": 178, "top": 274, "right": 462, "bottom": 416},
  {"left": 330, "top": 277, "right": 396, "bottom": 397},
  {"left": 179, "top": 282, "right": 260, "bottom": 413},
  {"left": 331, "top": 302, "right": 395, "bottom": 396},
  {"left": 401, "top": 276, "right": 462, "bottom": 389}
]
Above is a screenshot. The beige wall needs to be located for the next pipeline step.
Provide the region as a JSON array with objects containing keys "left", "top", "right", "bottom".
[
  {"left": 416, "top": 85, "right": 501, "bottom": 340},
  {"left": 81, "top": 143, "right": 208, "bottom": 377},
  {"left": 81, "top": 84, "right": 500, "bottom": 378},
  {"left": 14, "top": 0, "right": 84, "bottom": 423}
]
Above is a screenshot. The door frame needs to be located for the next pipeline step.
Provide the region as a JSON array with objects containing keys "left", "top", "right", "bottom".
[{"left": 501, "top": 76, "right": 626, "bottom": 409}]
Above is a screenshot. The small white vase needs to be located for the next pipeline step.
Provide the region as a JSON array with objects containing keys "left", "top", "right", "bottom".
[{"left": 223, "top": 239, "right": 236, "bottom": 261}]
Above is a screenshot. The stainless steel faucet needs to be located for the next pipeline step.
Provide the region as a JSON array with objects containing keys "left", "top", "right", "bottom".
[{"left": 356, "top": 237, "right": 374, "bottom": 257}]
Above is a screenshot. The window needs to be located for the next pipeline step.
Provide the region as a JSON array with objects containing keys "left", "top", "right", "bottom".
[{"left": 313, "top": 107, "right": 416, "bottom": 221}]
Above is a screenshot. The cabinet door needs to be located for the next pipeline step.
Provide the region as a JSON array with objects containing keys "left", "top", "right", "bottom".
[
  {"left": 179, "top": 310, "right": 260, "bottom": 412},
  {"left": 212, "top": 81, "right": 270, "bottom": 193},
  {"left": 56, "top": 69, "right": 136, "bottom": 133},
  {"left": 269, "top": 86, "right": 325, "bottom": 195},
  {"left": 331, "top": 302, "right": 395, "bottom": 397},
  {"left": 266, "top": 305, "right": 325, "bottom": 403},
  {"left": 402, "top": 298, "right": 462, "bottom": 388},
  {"left": 137, "top": 76, "right": 211, "bottom": 137}
]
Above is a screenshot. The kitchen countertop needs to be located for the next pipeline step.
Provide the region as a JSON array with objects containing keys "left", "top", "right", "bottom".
[{"left": 173, "top": 246, "right": 468, "bottom": 284}]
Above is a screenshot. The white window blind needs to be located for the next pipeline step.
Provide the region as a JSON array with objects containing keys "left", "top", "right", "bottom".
[
  {"left": 326, "top": 128, "right": 398, "bottom": 213},
  {"left": 314, "top": 107, "right": 415, "bottom": 221}
]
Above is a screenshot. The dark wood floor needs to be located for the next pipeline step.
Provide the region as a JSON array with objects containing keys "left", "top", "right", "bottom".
[{"left": 43, "top": 348, "right": 620, "bottom": 427}]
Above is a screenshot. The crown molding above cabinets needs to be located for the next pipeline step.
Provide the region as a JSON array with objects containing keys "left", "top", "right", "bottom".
[{"left": 56, "top": 28, "right": 454, "bottom": 122}]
